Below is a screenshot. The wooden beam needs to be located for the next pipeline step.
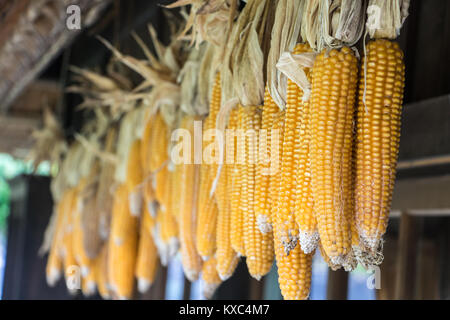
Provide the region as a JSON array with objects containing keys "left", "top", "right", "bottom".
[
  {"left": 326, "top": 269, "right": 348, "bottom": 300},
  {"left": 0, "top": 0, "right": 111, "bottom": 112},
  {"left": 398, "top": 94, "right": 450, "bottom": 162},
  {"left": 395, "top": 212, "right": 421, "bottom": 300},
  {"left": 390, "top": 175, "right": 450, "bottom": 215}
]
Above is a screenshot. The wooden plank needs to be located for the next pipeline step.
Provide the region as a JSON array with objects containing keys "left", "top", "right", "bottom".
[
  {"left": 398, "top": 94, "right": 450, "bottom": 162},
  {"left": 391, "top": 175, "right": 450, "bottom": 214},
  {"left": 377, "top": 235, "right": 398, "bottom": 300},
  {"left": 326, "top": 269, "right": 348, "bottom": 300},
  {"left": 395, "top": 212, "right": 421, "bottom": 300},
  {"left": 415, "top": 239, "right": 440, "bottom": 299}
]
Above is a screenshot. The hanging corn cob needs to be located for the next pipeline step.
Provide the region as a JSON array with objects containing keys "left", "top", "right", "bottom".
[
  {"left": 108, "top": 184, "right": 139, "bottom": 299},
  {"left": 178, "top": 115, "right": 203, "bottom": 282},
  {"left": 135, "top": 206, "right": 159, "bottom": 293},
  {"left": 126, "top": 140, "right": 144, "bottom": 216},
  {"left": 196, "top": 73, "right": 221, "bottom": 260},
  {"left": 201, "top": 256, "right": 222, "bottom": 300},
  {"left": 95, "top": 245, "right": 111, "bottom": 299},
  {"left": 215, "top": 110, "right": 239, "bottom": 281},
  {"left": 309, "top": 46, "right": 358, "bottom": 268},
  {"left": 355, "top": 38, "right": 405, "bottom": 262},
  {"left": 229, "top": 105, "right": 245, "bottom": 256},
  {"left": 96, "top": 127, "right": 117, "bottom": 241},
  {"left": 242, "top": 105, "right": 274, "bottom": 280},
  {"left": 273, "top": 43, "right": 314, "bottom": 300},
  {"left": 254, "top": 88, "right": 279, "bottom": 234}
]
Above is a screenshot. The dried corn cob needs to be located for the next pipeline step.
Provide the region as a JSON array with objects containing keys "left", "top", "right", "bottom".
[
  {"left": 135, "top": 206, "right": 159, "bottom": 293},
  {"left": 269, "top": 110, "right": 285, "bottom": 222},
  {"left": 242, "top": 106, "right": 274, "bottom": 280},
  {"left": 216, "top": 153, "right": 238, "bottom": 280},
  {"left": 230, "top": 105, "right": 245, "bottom": 256},
  {"left": 179, "top": 116, "right": 203, "bottom": 282},
  {"left": 160, "top": 168, "right": 179, "bottom": 261},
  {"left": 126, "top": 140, "right": 143, "bottom": 216},
  {"left": 95, "top": 245, "right": 111, "bottom": 299},
  {"left": 310, "top": 46, "right": 358, "bottom": 267},
  {"left": 108, "top": 184, "right": 139, "bottom": 299},
  {"left": 293, "top": 62, "right": 319, "bottom": 254},
  {"left": 254, "top": 88, "right": 279, "bottom": 234},
  {"left": 46, "top": 197, "right": 67, "bottom": 286},
  {"left": 201, "top": 256, "right": 222, "bottom": 300},
  {"left": 274, "top": 43, "right": 315, "bottom": 300},
  {"left": 355, "top": 39, "right": 405, "bottom": 258},
  {"left": 196, "top": 73, "right": 222, "bottom": 260}
]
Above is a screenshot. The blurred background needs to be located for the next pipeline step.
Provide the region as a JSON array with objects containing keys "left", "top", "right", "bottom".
[{"left": 0, "top": 0, "right": 449, "bottom": 300}]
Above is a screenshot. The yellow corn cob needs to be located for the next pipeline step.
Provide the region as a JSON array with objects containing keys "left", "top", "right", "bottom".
[
  {"left": 242, "top": 105, "right": 274, "bottom": 279},
  {"left": 149, "top": 112, "right": 169, "bottom": 173},
  {"left": 61, "top": 189, "right": 77, "bottom": 273},
  {"left": 72, "top": 182, "right": 94, "bottom": 277},
  {"left": 135, "top": 206, "right": 159, "bottom": 293},
  {"left": 216, "top": 108, "right": 240, "bottom": 280},
  {"left": 178, "top": 116, "right": 203, "bottom": 282},
  {"left": 269, "top": 110, "right": 285, "bottom": 222},
  {"left": 273, "top": 43, "right": 315, "bottom": 300},
  {"left": 201, "top": 256, "right": 222, "bottom": 300},
  {"left": 310, "top": 46, "right": 358, "bottom": 267},
  {"left": 196, "top": 73, "right": 221, "bottom": 260},
  {"left": 155, "top": 166, "right": 168, "bottom": 210},
  {"left": 355, "top": 39, "right": 405, "bottom": 258},
  {"left": 254, "top": 88, "right": 278, "bottom": 234},
  {"left": 108, "top": 184, "right": 139, "bottom": 299},
  {"left": 81, "top": 265, "right": 97, "bottom": 297},
  {"left": 46, "top": 197, "right": 67, "bottom": 286},
  {"left": 319, "top": 243, "right": 341, "bottom": 271},
  {"left": 293, "top": 62, "right": 319, "bottom": 254},
  {"left": 216, "top": 155, "right": 239, "bottom": 280},
  {"left": 97, "top": 127, "right": 117, "bottom": 241},
  {"left": 230, "top": 105, "right": 245, "bottom": 256},
  {"left": 126, "top": 140, "right": 143, "bottom": 216},
  {"left": 95, "top": 245, "right": 111, "bottom": 299},
  {"left": 170, "top": 161, "right": 183, "bottom": 223},
  {"left": 143, "top": 178, "right": 157, "bottom": 217},
  {"left": 140, "top": 114, "right": 153, "bottom": 177},
  {"left": 160, "top": 168, "right": 179, "bottom": 262}
]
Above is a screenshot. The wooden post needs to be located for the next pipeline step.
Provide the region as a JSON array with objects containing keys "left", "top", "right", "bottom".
[
  {"left": 395, "top": 212, "right": 420, "bottom": 299},
  {"left": 326, "top": 269, "right": 348, "bottom": 300},
  {"left": 151, "top": 266, "right": 168, "bottom": 300},
  {"left": 183, "top": 277, "right": 191, "bottom": 300},
  {"left": 249, "top": 277, "right": 264, "bottom": 300}
]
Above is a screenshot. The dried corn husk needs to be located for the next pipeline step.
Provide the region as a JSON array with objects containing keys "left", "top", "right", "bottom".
[
  {"left": 267, "top": 0, "right": 305, "bottom": 109},
  {"left": 222, "top": 0, "right": 275, "bottom": 107},
  {"left": 302, "top": 0, "right": 366, "bottom": 52},
  {"left": 96, "top": 127, "right": 118, "bottom": 240},
  {"left": 366, "top": 0, "right": 409, "bottom": 39},
  {"left": 28, "top": 107, "right": 67, "bottom": 174},
  {"left": 79, "top": 161, "right": 102, "bottom": 259}
]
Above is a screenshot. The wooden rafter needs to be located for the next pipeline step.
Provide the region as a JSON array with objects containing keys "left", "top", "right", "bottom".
[{"left": 0, "top": 0, "right": 111, "bottom": 112}]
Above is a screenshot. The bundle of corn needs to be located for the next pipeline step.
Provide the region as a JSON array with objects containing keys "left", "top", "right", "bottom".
[
  {"left": 108, "top": 184, "right": 139, "bottom": 299},
  {"left": 135, "top": 205, "right": 159, "bottom": 293},
  {"left": 40, "top": 0, "right": 411, "bottom": 300},
  {"left": 354, "top": 0, "right": 407, "bottom": 266},
  {"left": 219, "top": 0, "right": 277, "bottom": 281}
]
